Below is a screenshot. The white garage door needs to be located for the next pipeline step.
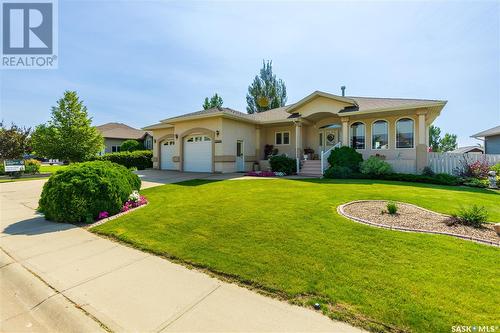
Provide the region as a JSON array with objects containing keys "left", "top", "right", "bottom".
[
  {"left": 160, "top": 140, "right": 176, "bottom": 170},
  {"left": 184, "top": 135, "right": 212, "bottom": 172}
]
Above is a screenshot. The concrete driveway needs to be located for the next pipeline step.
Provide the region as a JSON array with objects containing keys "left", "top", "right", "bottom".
[
  {"left": 134, "top": 169, "right": 246, "bottom": 189},
  {"left": 0, "top": 178, "right": 364, "bottom": 333}
]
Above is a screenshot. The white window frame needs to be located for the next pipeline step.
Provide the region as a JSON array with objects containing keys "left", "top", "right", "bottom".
[
  {"left": 371, "top": 119, "right": 389, "bottom": 150},
  {"left": 349, "top": 122, "right": 366, "bottom": 150},
  {"left": 275, "top": 131, "right": 290, "bottom": 145},
  {"left": 395, "top": 117, "right": 415, "bottom": 149},
  {"left": 111, "top": 145, "right": 121, "bottom": 153}
]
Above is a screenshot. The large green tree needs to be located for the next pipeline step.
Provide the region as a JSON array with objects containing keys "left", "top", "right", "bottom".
[
  {"left": 0, "top": 121, "right": 31, "bottom": 160},
  {"left": 428, "top": 125, "right": 457, "bottom": 152},
  {"left": 246, "top": 60, "right": 287, "bottom": 114},
  {"left": 31, "top": 91, "right": 103, "bottom": 162},
  {"left": 202, "top": 93, "right": 224, "bottom": 110}
]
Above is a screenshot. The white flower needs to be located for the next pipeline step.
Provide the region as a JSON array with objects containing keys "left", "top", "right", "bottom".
[{"left": 128, "top": 190, "right": 140, "bottom": 202}]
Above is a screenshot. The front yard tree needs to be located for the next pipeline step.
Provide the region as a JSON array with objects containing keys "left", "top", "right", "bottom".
[
  {"left": 428, "top": 125, "right": 458, "bottom": 152},
  {"left": 246, "top": 60, "right": 287, "bottom": 114},
  {"left": 439, "top": 133, "right": 458, "bottom": 152},
  {"left": 0, "top": 121, "right": 31, "bottom": 160},
  {"left": 31, "top": 91, "right": 103, "bottom": 162},
  {"left": 202, "top": 93, "right": 224, "bottom": 110}
]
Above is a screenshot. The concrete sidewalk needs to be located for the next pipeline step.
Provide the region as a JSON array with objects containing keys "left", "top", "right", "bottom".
[{"left": 1, "top": 180, "right": 364, "bottom": 332}]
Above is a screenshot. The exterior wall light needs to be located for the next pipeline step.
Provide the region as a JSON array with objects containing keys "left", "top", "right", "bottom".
[
  {"left": 216, "top": 130, "right": 220, "bottom": 137},
  {"left": 175, "top": 134, "right": 178, "bottom": 139}
]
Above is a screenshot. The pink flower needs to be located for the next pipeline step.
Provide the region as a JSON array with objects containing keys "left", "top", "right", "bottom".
[{"left": 98, "top": 211, "right": 109, "bottom": 220}]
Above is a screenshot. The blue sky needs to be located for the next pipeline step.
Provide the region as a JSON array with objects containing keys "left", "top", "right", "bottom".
[{"left": 1, "top": 0, "right": 499, "bottom": 146}]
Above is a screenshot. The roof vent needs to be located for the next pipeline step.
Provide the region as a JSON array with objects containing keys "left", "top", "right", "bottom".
[{"left": 341, "top": 86, "right": 346, "bottom": 97}]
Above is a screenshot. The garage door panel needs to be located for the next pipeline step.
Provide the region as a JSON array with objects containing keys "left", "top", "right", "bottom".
[{"left": 184, "top": 136, "right": 212, "bottom": 172}]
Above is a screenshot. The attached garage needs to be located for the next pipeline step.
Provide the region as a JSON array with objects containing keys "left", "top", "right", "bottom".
[
  {"left": 183, "top": 135, "right": 212, "bottom": 172},
  {"left": 160, "top": 139, "right": 176, "bottom": 170}
]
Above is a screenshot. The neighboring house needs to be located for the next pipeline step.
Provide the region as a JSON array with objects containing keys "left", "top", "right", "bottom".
[
  {"left": 449, "top": 146, "right": 484, "bottom": 154},
  {"left": 144, "top": 90, "right": 447, "bottom": 175},
  {"left": 96, "top": 122, "right": 153, "bottom": 154},
  {"left": 471, "top": 125, "right": 500, "bottom": 154}
]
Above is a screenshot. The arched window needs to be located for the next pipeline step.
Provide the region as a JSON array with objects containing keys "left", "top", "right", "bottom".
[
  {"left": 350, "top": 122, "right": 365, "bottom": 149},
  {"left": 396, "top": 118, "right": 414, "bottom": 148},
  {"left": 372, "top": 120, "right": 388, "bottom": 149}
]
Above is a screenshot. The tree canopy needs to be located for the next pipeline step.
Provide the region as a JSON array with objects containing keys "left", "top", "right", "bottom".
[
  {"left": 429, "top": 125, "right": 458, "bottom": 152},
  {"left": 246, "top": 60, "right": 287, "bottom": 114},
  {"left": 202, "top": 93, "right": 224, "bottom": 110},
  {"left": 31, "top": 91, "right": 103, "bottom": 162},
  {"left": 0, "top": 121, "right": 31, "bottom": 160}
]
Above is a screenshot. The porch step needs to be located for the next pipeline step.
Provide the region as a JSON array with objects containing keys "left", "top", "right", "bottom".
[{"left": 298, "top": 160, "right": 323, "bottom": 177}]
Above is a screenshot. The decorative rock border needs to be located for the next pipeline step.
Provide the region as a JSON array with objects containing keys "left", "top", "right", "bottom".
[
  {"left": 337, "top": 200, "right": 499, "bottom": 247},
  {"left": 82, "top": 203, "right": 149, "bottom": 229}
]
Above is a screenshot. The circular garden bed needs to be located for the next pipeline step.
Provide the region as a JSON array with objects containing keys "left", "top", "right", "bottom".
[{"left": 338, "top": 200, "right": 499, "bottom": 246}]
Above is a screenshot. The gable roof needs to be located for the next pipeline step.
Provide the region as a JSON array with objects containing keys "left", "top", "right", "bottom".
[
  {"left": 471, "top": 125, "right": 500, "bottom": 138},
  {"left": 450, "top": 146, "right": 484, "bottom": 154},
  {"left": 96, "top": 122, "right": 150, "bottom": 140},
  {"left": 144, "top": 91, "right": 447, "bottom": 129}
]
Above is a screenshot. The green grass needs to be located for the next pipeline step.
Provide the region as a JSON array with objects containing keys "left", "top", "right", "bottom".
[
  {"left": 39, "top": 164, "right": 68, "bottom": 173},
  {"left": 92, "top": 179, "right": 500, "bottom": 333},
  {"left": 0, "top": 177, "right": 46, "bottom": 183}
]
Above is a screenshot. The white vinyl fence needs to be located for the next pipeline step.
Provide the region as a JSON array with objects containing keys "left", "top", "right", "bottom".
[{"left": 428, "top": 152, "right": 500, "bottom": 175}]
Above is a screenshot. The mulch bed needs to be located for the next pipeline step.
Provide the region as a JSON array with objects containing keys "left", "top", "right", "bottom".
[{"left": 338, "top": 200, "right": 499, "bottom": 246}]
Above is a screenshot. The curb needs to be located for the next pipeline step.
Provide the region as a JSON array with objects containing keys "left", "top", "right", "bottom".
[
  {"left": 83, "top": 203, "right": 149, "bottom": 229},
  {"left": 337, "top": 200, "right": 499, "bottom": 247}
]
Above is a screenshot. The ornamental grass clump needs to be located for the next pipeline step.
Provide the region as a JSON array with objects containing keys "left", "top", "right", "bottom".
[
  {"left": 386, "top": 201, "right": 398, "bottom": 215},
  {"left": 452, "top": 205, "right": 488, "bottom": 228},
  {"left": 39, "top": 161, "right": 141, "bottom": 223}
]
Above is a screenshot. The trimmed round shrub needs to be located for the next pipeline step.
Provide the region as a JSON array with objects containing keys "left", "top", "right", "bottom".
[
  {"left": 324, "top": 165, "right": 352, "bottom": 179},
  {"left": 327, "top": 146, "right": 363, "bottom": 172},
  {"left": 360, "top": 156, "right": 393, "bottom": 176},
  {"left": 269, "top": 154, "right": 296, "bottom": 175},
  {"left": 120, "top": 139, "right": 143, "bottom": 152},
  {"left": 39, "top": 161, "right": 141, "bottom": 223}
]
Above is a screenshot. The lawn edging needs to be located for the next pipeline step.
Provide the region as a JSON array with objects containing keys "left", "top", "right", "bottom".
[
  {"left": 82, "top": 203, "right": 149, "bottom": 229},
  {"left": 337, "top": 200, "right": 499, "bottom": 247}
]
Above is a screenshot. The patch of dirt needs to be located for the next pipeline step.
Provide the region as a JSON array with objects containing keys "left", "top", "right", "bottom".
[{"left": 340, "top": 201, "right": 499, "bottom": 246}]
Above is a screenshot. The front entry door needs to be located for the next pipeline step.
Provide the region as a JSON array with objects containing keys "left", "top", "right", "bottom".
[
  {"left": 236, "top": 140, "right": 245, "bottom": 172},
  {"left": 318, "top": 128, "right": 339, "bottom": 153}
]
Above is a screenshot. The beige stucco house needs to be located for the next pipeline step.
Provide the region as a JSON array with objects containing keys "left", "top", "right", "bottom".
[{"left": 143, "top": 91, "right": 447, "bottom": 175}]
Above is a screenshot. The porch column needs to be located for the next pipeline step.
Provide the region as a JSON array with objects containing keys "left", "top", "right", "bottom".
[
  {"left": 416, "top": 111, "right": 428, "bottom": 173},
  {"left": 255, "top": 126, "right": 261, "bottom": 160},
  {"left": 295, "top": 121, "right": 302, "bottom": 172},
  {"left": 341, "top": 117, "right": 349, "bottom": 146}
]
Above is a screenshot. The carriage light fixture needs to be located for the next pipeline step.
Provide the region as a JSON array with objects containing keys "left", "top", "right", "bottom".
[
  {"left": 175, "top": 134, "right": 179, "bottom": 139},
  {"left": 216, "top": 130, "right": 220, "bottom": 137}
]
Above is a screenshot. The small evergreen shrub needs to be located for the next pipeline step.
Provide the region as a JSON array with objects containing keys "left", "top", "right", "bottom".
[
  {"left": 269, "top": 155, "right": 296, "bottom": 175},
  {"left": 39, "top": 161, "right": 141, "bottom": 223},
  {"left": 323, "top": 165, "right": 352, "bottom": 179},
  {"left": 386, "top": 201, "right": 398, "bottom": 215},
  {"left": 360, "top": 157, "right": 393, "bottom": 176},
  {"left": 0, "top": 163, "right": 4, "bottom": 175},
  {"left": 24, "top": 159, "right": 41, "bottom": 174},
  {"left": 462, "top": 178, "right": 488, "bottom": 188},
  {"left": 421, "top": 166, "right": 435, "bottom": 177},
  {"left": 327, "top": 146, "right": 363, "bottom": 172},
  {"left": 93, "top": 150, "right": 152, "bottom": 170},
  {"left": 452, "top": 205, "right": 488, "bottom": 228},
  {"left": 120, "top": 139, "right": 143, "bottom": 152},
  {"left": 490, "top": 163, "right": 500, "bottom": 174}
]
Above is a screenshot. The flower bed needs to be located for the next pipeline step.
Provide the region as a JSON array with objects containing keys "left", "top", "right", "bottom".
[
  {"left": 245, "top": 171, "right": 285, "bottom": 177},
  {"left": 87, "top": 190, "right": 148, "bottom": 228},
  {"left": 338, "top": 200, "right": 499, "bottom": 246}
]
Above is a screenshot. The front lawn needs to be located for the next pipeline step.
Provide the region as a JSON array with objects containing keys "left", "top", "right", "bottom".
[
  {"left": 39, "top": 164, "right": 68, "bottom": 173},
  {"left": 92, "top": 179, "right": 500, "bottom": 333}
]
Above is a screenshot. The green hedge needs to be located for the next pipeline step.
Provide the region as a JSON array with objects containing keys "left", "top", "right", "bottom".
[
  {"left": 39, "top": 161, "right": 141, "bottom": 223},
  {"left": 93, "top": 150, "right": 152, "bottom": 170},
  {"left": 327, "top": 146, "right": 363, "bottom": 172},
  {"left": 269, "top": 155, "right": 296, "bottom": 175}
]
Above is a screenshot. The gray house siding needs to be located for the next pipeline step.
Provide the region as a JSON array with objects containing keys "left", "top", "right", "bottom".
[{"left": 485, "top": 135, "right": 500, "bottom": 154}]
